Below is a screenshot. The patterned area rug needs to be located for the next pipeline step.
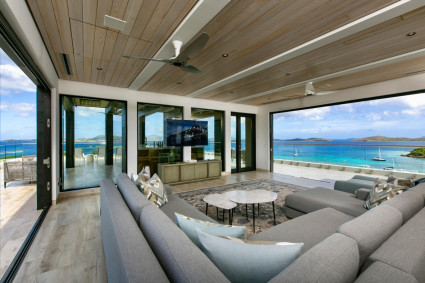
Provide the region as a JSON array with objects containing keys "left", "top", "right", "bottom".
[{"left": 176, "top": 179, "right": 307, "bottom": 236}]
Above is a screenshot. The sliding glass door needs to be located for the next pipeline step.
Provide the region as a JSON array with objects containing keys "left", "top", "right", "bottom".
[
  {"left": 60, "top": 95, "right": 126, "bottom": 190},
  {"left": 231, "top": 112, "right": 255, "bottom": 173}
]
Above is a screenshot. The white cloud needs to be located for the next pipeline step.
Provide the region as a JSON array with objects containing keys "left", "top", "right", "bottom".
[
  {"left": 76, "top": 107, "right": 104, "bottom": 117},
  {"left": 401, "top": 109, "right": 422, "bottom": 117},
  {"left": 369, "top": 93, "right": 425, "bottom": 108},
  {"left": 0, "top": 64, "right": 36, "bottom": 94},
  {"left": 275, "top": 107, "right": 331, "bottom": 121},
  {"left": 0, "top": 102, "right": 36, "bottom": 116},
  {"left": 366, "top": 113, "right": 382, "bottom": 121}
]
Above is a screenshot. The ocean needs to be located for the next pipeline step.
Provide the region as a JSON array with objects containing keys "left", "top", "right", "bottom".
[
  {"left": 2, "top": 140, "right": 424, "bottom": 173},
  {"left": 273, "top": 140, "right": 425, "bottom": 173}
]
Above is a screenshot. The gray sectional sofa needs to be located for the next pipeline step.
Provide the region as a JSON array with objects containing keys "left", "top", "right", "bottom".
[{"left": 101, "top": 173, "right": 425, "bottom": 282}]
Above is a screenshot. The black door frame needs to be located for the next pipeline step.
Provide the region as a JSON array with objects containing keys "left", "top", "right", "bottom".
[
  {"left": 231, "top": 112, "right": 256, "bottom": 173},
  {"left": 37, "top": 87, "right": 52, "bottom": 208}
]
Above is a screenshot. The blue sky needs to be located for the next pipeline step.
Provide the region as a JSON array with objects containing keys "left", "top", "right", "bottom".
[
  {"left": 273, "top": 93, "right": 425, "bottom": 140},
  {"left": 1, "top": 48, "right": 37, "bottom": 140}
]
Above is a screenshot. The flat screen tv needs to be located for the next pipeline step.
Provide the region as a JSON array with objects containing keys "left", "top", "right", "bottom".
[{"left": 166, "top": 120, "right": 208, "bottom": 146}]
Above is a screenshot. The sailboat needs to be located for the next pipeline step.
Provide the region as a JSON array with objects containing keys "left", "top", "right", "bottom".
[
  {"left": 294, "top": 147, "right": 299, "bottom": 157},
  {"left": 372, "top": 147, "right": 386, "bottom": 161}
]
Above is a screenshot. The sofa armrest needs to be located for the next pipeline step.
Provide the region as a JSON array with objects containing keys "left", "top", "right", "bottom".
[
  {"left": 334, "top": 179, "right": 374, "bottom": 195},
  {"left": 355, "top": 188, "right": 370, "bottom": 201}
]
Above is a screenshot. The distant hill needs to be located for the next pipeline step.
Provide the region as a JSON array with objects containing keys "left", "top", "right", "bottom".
[
  {"left": 1, "top": 139, "right": 37, "bottom": 143},
  {"left": 355, "top": 136, "right": 425, "bottom": 142},
  {"left": 285, "top": 138, "right": 331, "bottom": 142}
]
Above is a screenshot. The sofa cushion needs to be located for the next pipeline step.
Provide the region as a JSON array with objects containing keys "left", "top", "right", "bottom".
[
  {"left": 160, "top": 194, "right": 217, "bottom": 224},
  {"left": 175, "top": 213, "right": 245, "bottom": 247},
  {"left": 285, "top": 187, "right": 367, "bottom": 217},
  {"left": 164, "top": 184, "right": 173, "bottom": 195},
  {"left": 269, "top": 233, "right": 359, "bottom": 283},
  {"left": 368, "top": 208, "right": 425, "bottom": 283},
  {"left": 383, "top": 191, "right": 424, "bottom": 223},
  {"left": 197, "top": 229, "right": 303, "bottom": 283},
  {"left": 116, "top": 173, "right": 151, "bottom": 222},
  {"left": 410, "top": 183, "right": 425, "bottom": 202},
  {"left": 249, "top": 207, "right": 354, "bottom": 253},
  {"left": 337, "top": 204, "right": 402, "bottom": 266},
  {"left": 139, "top": 205, "right": 229, "bottom": 282},
  {"left": 355, "top": 261, "right": 418, "bottom": 283},
  {"left": 100, "top": 180, "right": 169, "bottom": 283}
]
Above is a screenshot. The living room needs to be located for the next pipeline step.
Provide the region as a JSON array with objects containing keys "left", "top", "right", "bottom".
[{"left": 1, "top": 0, "right": 425, "bottom": 282}]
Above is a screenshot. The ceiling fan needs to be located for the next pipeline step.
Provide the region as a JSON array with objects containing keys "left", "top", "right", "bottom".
[
  {"left": 123, "top": 32, "right": 209, "bottom": 74},
  {"left": 304, "top": 82, "right": 336, "bottom": 96}
]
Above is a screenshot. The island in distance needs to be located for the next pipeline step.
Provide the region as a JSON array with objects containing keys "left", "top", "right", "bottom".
[
  {"left": 284, "top": 138, "right": 331, "bottom": 142},
  {"left": 355, "top": 135, "right": 425, "bottom": 142}
]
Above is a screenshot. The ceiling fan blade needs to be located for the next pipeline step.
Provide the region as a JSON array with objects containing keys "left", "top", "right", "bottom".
[
  {"left": 176, "top": 32, "right": 209, "bottom": 61},
  {"left": 181, "top": 64, "right": 203, "bottom": 74},
  {"left": 315, "top": 91, "right": 336, "bottom": 96},
  {"left": 122, "top": 55, "right": 170, "bottom": 64}
]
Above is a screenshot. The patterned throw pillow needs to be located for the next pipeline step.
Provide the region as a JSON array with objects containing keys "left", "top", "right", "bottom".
[
  {"left": 196, "top": 229, "right": 303, "bottom": 283},
  {"left": 130, "top": 168, "right": 150, "bottom": 193},
  {"left": 143, "top": 174, "right": 168, "bottom": 207},
  {"left": 175, "top": 213, "right": 245, "bottom": 247},
  {"left": 364, "top": 179, "right": 397, "bottom": 209}
]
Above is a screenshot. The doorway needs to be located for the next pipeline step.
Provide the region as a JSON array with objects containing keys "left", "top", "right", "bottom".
[
  {"left": 60, "top": 95, "right": 127, "bottom": 190},
  {"left": 231, "top": 112, "right": 256, "bottom": 173}
]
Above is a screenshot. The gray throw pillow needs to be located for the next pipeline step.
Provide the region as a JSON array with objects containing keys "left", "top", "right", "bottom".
[
  {"left": 196, "top": 229, "right": 303, "bottom": 283},
  {"left": 175, "top": 213, "right": 245, "bottom": 247}
]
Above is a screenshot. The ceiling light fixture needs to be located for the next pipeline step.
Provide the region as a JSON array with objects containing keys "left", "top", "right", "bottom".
[
  {"left": 406, "top": 32, "right": 416, "bottom": 37},
  {"left": 104, "top": 15, "right": 127, "bottom": 32},
  {"left": 222, "top": 53, "right": 229, "bottom": 57}
]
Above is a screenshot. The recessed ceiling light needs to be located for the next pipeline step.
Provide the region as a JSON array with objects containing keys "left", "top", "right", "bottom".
[
  {"left": 97, "top": 67, "right": 103, "bottom": 71},
  {"left": 406, "top": 32, "right": 416, "bottom": 37},
  {"left": 222, "top": 54, "right": 229, "bottom": 57},
  {"left": 104, "top": 15, "right": 127, "bottom": 32}
]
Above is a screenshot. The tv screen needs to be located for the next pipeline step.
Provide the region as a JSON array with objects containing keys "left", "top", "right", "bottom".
[{"left": 166, "top": 120, "right": 208, "bottom": 146}]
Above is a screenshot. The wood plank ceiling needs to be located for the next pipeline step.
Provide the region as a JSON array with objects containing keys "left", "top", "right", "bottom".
[
  {"left": 27, "top": 0, "right": 425, "bottom": 106},
  {"left": 27, "top": 0, "right": 198, "bottom": 86}
]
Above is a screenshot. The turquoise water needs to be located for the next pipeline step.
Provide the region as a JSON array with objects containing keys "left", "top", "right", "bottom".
[{"left": 273, "top": 140, "right": 425, "bottom": 173}]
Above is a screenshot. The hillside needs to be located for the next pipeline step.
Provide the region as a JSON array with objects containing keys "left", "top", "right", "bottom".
[
  {"left": 285, "top": 138, "right": 331, "bottom": 142},
  {"left": 402, "top": 148, "right": 425, "bottom": 158},
  {"left": 355, "top": 136, "right": 425, "bottom": 142}
]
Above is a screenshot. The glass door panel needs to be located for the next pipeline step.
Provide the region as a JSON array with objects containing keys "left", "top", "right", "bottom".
[{"left": 231, "top": 113, "right": 255, "bottom": 173}]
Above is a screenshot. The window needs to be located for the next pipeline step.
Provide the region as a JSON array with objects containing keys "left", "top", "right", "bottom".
[
  {"left": 271, "top": 92, "right": 425, "bottom": 174},
  {"left": 191, "top": 108, "right": 225, "bottom": 170},
  {"left": 137, "top": 103, "right": 183, "bottom": 175}
]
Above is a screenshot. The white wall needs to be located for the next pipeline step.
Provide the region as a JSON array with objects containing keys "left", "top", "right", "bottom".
[
  {"left": 58, "top": 80, "right": 258, "bottom": 177},
  {"left": 256, "top": 73, "right": 425, "bottom": 171}
]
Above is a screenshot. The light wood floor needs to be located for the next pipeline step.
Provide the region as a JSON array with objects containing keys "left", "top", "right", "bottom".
[
  {"left": 0, "top": 182, "right": 40, "bottom": 278},
  {"left": 12, "top": 170, "right": 333, "bottom": 282}
]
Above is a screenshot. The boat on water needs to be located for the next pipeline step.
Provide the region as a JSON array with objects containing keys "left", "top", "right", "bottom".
[
  {"left": 372, "top": 147, "right": 386, "bottom": 161},
  {"left": 294, "top": 147, "right": 299, "bottom": 157}
]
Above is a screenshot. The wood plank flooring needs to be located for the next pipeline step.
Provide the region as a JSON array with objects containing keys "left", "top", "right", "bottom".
[
  {"left": 12, "top": 170, "right": 336, "bottom": 282},
  {"left": 0, "top": 182, "right": 40, "bottom": 278}
]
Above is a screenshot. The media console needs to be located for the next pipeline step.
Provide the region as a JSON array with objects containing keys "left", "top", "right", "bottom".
[{"left": 158, "top": 160, "right": 221, "bottom": 185}]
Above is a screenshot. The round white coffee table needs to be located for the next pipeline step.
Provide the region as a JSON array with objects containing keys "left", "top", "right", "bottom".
[
  {"left": 225, "top": 189, "right": 277, "bottom": 233},
  {"left": 203, "top": 194, "right": 237, "bottom": 225}
]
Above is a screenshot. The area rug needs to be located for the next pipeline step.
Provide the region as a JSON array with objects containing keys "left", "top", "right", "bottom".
[{"left": 176, "top": 179, "right": 307, "bottom": 236}]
